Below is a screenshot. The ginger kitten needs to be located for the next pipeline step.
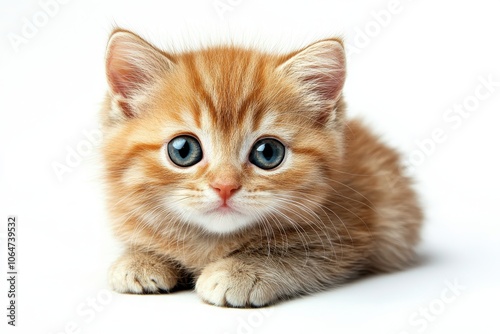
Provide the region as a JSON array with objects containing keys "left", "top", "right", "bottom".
[{"left": 101, "top": 29, "right": 422, "bottom": 307}]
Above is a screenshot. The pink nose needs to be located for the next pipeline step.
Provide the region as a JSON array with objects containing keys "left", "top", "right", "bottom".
[{"left": 211, "top": 182, "right": 240, "bottom": 203}]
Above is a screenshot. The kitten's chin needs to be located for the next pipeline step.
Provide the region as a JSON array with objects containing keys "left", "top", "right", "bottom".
[{"left": 188, "top": 210, "right": 256, "bottom": 235}]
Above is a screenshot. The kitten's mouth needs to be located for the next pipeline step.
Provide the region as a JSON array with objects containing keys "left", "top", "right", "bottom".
[
  {"left": 216, "top": 206, "right": 233, "bottom": 213},
  {"left": 207, "top": 204, "right": 239, "bottom": 215},
  {"left": 194, "top": 203, "right": 254, "bottom": 234}
]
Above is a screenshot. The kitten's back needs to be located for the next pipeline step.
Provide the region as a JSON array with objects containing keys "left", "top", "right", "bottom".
[{"left": 343, "top": 119, "right": 422, "bottom": 272}]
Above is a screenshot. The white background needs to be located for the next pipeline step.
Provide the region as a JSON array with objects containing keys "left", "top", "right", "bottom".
[{"left": 1, "top": 0, "right": 499, "bottom": 333}]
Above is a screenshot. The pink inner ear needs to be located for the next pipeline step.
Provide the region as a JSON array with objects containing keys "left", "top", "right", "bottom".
[
  {"left": 107, "top": 52, "right": 145, "bottom": 99},
  {"left": 305, "top": 66, "right": 345, "bottom": 103},
  {"left": 301, "top": 61, "right": 345, "bottom": 124},
  {"left": 279, "top": 40, "right": 346, "bottom": 114},
  {"left": 311, "top": 44, "right": 346, "bottom": 104},
  {"left": 299, "top": 44, "right": 346, "bottom": 124},
  {"left": 106, "top": 43, "right": 150, "bottom": 117},
  {"left": 105, "top": 32, "right": 174, "bottom": 118}
]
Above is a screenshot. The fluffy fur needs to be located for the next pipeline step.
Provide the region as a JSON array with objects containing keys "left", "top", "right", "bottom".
[{"left": 101, "top": 29, "right": 422, "bottom": 307}]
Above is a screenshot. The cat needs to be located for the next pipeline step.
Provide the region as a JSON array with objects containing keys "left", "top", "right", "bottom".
[{"left": 101, "top": 28, "right": 422, "bottom": 307}]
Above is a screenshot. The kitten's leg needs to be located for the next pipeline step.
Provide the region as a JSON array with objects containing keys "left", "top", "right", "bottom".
[
  {"left": 108, "top": 249, "right": 180, "bottom": 294},
  {"left": 195, "top": 250, "right": 353, "bottom": 307}
]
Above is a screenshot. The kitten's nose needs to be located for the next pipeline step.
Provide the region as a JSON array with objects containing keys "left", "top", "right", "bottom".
[{"left": 210, "top": 181, "right": 241, "bottom": 204}]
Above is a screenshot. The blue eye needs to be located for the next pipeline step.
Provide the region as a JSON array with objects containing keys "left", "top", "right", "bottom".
[
  {"left": 167, "top": 135, "right": 203, "bottom": 167},
  {"left": 249, "top": 138, "right": 285, "bottom": 170}
]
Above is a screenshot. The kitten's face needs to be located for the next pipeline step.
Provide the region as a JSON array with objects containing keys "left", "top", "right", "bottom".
[{"left": 102, "top": 31, "right": 346, "bottom": 234}]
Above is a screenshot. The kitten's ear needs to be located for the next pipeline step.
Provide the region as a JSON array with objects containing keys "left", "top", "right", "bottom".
[
  {"left": 105, "top": 30, "right": 174, "bottom": 117},
  {"left": 277, "top": 39, "right": 346, "bottom": 119}
]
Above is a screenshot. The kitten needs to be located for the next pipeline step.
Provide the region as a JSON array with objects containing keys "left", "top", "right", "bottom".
[{"left": 101, "top": 28, "right": 422, "bottom": 307}]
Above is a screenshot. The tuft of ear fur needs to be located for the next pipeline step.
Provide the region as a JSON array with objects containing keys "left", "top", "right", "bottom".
[
  {"left": 105, "top": 29, "right": 174, "bottom": 118},
  {"left": 277, "top": 39, "right": 346, "bottom": 124}
]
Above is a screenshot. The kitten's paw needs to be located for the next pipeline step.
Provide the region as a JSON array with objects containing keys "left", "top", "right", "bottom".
[
  {"left": 195, "top": 258, "right": 278, "bottom": 307},
  {"left": 108, "top": 252, "right": 178, "bottom": 294}
]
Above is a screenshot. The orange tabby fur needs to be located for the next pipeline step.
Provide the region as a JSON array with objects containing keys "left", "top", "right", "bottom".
[{"left": 101, "top": 29, "right": 422, "bottom": 307}]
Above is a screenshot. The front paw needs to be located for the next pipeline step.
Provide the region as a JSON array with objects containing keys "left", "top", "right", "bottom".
[
  {"left": 108, "top": 251, "right": 178, "bottom": 294},
  {"left": 195, "top": 258, "right": 278, "bottom": 307}
]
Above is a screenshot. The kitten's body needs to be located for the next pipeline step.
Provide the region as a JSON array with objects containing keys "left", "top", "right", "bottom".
[{"left": 102, "top": 30, "right": 422, "bottom": 307}]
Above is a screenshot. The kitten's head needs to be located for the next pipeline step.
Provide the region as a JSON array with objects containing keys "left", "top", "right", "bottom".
[{"left": 102, "top": 29, "right": 346, "bottom": 235}]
